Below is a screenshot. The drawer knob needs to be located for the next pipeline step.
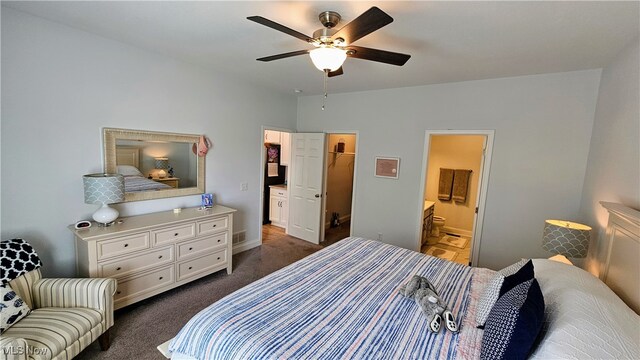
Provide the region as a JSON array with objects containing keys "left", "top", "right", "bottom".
[
  {"left": 158, "top": 255, "right": 163, "bottom": 259},
  {"left": 159, "top": 277, "right": 163, "bottom": 280},
  {"left": 189, "top": 247, "right": 193, "bottom": 251},
  {"left": 188, "top": 266, "right": 193, "bottom": 270},
  {"left": 174, "top": 233, "right": 179, "bottom": 236},
  {"left": 217, "top": 239, "right": 221, "bottom": 243},
  {"left": 124, "top": 243, "right": 129, "bottom": 247},
  {"left": 217, "top": 257, "right": 221, "bottom": 260},
  {"left": 213, "top": 225, "right": 217, "bottom": 228},
  {"left": 116, "top": 291, "right": 121, "bottom": 295},
  {"left": 116, "top": 267, "right": 121, "bottom": 271}
]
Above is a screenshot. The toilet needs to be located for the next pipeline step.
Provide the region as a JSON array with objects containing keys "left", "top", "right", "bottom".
[{"left": 432, "top": 216, "right": 446, "bottom": 237}]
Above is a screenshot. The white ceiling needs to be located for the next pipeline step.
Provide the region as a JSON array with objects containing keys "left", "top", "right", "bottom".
[{"left": 4, "top": 1, "right": 639, "bottom": 95}]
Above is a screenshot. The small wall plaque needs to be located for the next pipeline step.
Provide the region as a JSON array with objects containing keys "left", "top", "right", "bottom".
[{"left": 375, "top": 157, "right": 400, "bottom": 179}]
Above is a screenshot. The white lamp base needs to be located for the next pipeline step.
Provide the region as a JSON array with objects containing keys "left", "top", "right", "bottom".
[
  {"left": 93, "top": 203, "right": 119, "bottom": 225},
  {"left": 548, "top": 254, "right": 573, "bottom": 265}
]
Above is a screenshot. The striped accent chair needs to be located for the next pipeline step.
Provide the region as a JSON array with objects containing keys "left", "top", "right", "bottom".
[{"left": 1, "top": 268, "right": 116, "bottom": 360}]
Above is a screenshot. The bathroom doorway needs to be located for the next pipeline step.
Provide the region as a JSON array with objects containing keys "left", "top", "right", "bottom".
[
  {"left": 418, "top": 131, "right": 494, "bottom": 266},
  {"left": 322, "top": 133, "right": 357, "bottom": 246}
]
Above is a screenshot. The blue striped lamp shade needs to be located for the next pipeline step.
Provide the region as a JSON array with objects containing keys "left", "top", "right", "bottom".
[
  {"left": 83, "top": 173, "right": 125, "bottom": 205},
  {"left": 155, "top": 157, "right": 169, "bottom": 170},
  {"left": 542, "top": 220, "right": 591, "bottom": 258}
]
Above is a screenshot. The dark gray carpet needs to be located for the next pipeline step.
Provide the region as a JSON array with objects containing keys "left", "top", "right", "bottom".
[{"left": 77, "top": 236, "right": 322, "bottom": 360}]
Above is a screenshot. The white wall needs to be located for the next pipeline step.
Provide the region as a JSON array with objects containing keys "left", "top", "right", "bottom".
[
  {"left": 1, "top": 8, "right": 297, "bottom": 277},
  {"left": 425, "top": 135, "right": 484, "bottom": 233},
  {"left": 580, "top": 38, "right": 640, "bottom": 276},
  {"left": 298, "top": 70, "right": 601, "bottom": 270}
]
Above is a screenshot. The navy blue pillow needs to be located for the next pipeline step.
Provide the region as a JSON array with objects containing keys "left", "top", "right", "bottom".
[
  {"left": 499, "top": 259, "right": 534, "bottom": 297},
  {"left": 480, "top": 278, "right": 545, "bottom": 360}
]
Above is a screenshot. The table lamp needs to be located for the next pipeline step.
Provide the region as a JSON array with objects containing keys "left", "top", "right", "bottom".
[
  {"left": 542, "top": 219, "right": 591, "bottom": 265},
  {"left": 83, "top": 173, "right": 125, "bottom": 226},
  {"left": 155, "top": 157, "right": 169, "bottom": 178}
]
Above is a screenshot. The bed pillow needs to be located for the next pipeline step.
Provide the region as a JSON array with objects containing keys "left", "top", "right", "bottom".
[
  {"left": 117, "top": 165, "right": 143, "bottom": 177},
  {"left": 476, "top": 259, "right": 533, "bottom": 328},
  {"left": 529, "top": 259, "right": 640, "bottom": 359},
  {"left": 480, "top": 278, "right": 544, "bottom": 360},
  {"left": 0, "top": 283, "right": 31, "bottom": 334}
]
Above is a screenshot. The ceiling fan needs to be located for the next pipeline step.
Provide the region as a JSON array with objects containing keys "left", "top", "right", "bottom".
[{"left": 247, "top": 7, "right": 411, "bottom": 78}]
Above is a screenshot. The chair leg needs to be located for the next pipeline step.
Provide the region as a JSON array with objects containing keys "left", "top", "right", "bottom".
[{"left": 98, "top": 329, "right": 110, "bottom": 351}]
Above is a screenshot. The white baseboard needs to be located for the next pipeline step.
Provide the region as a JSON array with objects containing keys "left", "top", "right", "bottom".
[
  {"left": 232, "top": 239, "right": 261, "bottom": 254},
  {"left": 442, "top": 226, "right": 472, "bottom": 238}
]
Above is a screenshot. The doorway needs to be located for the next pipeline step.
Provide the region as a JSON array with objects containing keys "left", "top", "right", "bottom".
[
  {"left": 322, "top": 133, "right": 357, "bottom": 246},
  {"left": 259, "top": 128, "right": 293, "bottom": 248},
  {"left": 418, "top": 130, "right": 494, "bottom": 266}
]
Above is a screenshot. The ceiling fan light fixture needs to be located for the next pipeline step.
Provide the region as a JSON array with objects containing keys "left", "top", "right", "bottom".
[{"left": 309, "top": 47, "right": 347, "bottom": 72}]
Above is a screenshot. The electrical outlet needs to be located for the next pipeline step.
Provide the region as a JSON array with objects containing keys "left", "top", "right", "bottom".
[
  {"left": 377, "top": 233, "right": 383, "bottom": 241},
  {"left": 240, "top": 182, "right": 248, "bottom": 191}
]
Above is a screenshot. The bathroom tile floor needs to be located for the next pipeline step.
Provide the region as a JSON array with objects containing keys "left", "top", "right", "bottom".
[{"left": 421, "top": 233, "right": 472, "bottom": 266}]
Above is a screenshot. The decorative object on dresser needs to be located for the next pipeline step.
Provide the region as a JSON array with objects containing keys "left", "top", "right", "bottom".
[
  {"left": 83, "top": 173, "right": 125, "bottom": 226},
  {"left": 70, "top": 205, "right": 235, "bottom": 310},
  {"left": 0, "top": 238, "right": 116, "bottom": 358},
  {"left": 155, "top": 157, "right": 169, "bottom": 178},
  {"left": 542, "top": 219, "right": 591, "bottom": 264}
]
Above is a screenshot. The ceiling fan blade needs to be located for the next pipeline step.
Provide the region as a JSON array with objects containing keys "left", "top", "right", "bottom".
[
  {"left": 247, "top": 16, "right": 313, "bottom": 43},
  {"left": 331, "top": 7, "right": 393, "bottom": 45},
  {"left": 257, "top": 50, "right": 310, "bottom": 62},
  {"left": 346, "top": 46, "right": 411, "bottom": 66},
  {"left": 328, "top": 67, "right": 344, "bottom": 77}
]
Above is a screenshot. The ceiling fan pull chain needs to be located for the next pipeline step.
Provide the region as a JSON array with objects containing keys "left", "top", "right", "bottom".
[{"left": 322, "top": 69, "right": 329, "bottom": 110}]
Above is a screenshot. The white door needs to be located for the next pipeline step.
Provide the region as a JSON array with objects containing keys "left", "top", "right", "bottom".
[{"left": 288, "top": 133, "right": 326, "bottom": 244}]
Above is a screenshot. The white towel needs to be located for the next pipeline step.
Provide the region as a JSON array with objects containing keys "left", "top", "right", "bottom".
[{"left": 267, "top": 163, "right": 278, "bottom": 177}]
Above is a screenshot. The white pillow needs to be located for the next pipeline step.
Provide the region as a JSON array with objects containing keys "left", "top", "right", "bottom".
[
  {"left": 117, "top": 165, "right": 143, "bottom": 177},
  {"left": 530, "top": 259, "right": 640, "bottom": 359}
]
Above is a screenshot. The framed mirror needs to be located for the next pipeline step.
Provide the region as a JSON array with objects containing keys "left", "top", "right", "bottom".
[{"left": 103, "top": 128, "right": 205, "bottom": 202}]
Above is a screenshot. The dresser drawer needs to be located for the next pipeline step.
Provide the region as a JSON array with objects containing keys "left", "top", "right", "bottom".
[
  {"left": 177, "top": 233, "right": 227, "bottom": 260},
  {"left": 197, "top": 217, "right": 228, "bottom": 236},
  {"left": 99, "top": 246, "right": 174, "bottom": 278},
  {"left": 152, "top": 223, "right": 196, "bottom": 246},
  {"left": 114, "top": 266, "right": 174, "bottom": 302},
  {"left": 271, "top": 189, "right": 286, "bottom": 197},
  {"left": 97, "top": 232, "right": 150, "bottom": 260},
  {"left": 177, "top": 249, "right": 226, "bottom": 281}
]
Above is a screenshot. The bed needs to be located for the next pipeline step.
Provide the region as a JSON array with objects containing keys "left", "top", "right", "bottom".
[
  {"left": 160, "top": 203, "right": 640, "bottom": 359},
  {"left": 115, "top": 147, "right": 172, "bottom": 192}
]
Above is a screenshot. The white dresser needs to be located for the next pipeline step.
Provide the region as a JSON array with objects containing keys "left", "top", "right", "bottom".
[{"left": 71, "top": 205, "right": 235, "bottom": 309}]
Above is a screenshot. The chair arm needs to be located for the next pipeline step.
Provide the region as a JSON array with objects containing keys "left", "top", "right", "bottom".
[
  {"left": 0, "top": 337, "right": 29, "bottom": 360},
  {"left": 32, "top": 278, "right": 117, "bottom": 328}
]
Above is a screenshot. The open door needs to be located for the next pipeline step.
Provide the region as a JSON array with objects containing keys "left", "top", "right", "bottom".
[{"left": 288, "top": 133, "right": 326, "bottom": 244}]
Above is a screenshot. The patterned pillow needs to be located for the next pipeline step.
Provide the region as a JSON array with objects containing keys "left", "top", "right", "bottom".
[
  {"left": 0, "top": 283, "right": 31, "bottom": 333},
  {"left": 480, "top": 278, "right": 545, "bottom": 360},
  {"left": 0, "top": 238, "right": 43, "bottom": 284},
  {"left": 476, "top": 259, "right": 533, "bottom": 328}
]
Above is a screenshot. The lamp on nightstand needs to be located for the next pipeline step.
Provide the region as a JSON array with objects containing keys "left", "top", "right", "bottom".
[
  {"left": 155, "top": 157, "right": 169, "bottom": 178},
  {"left": 83, "top": 173, "right": 125, "bottom": 226},
  {"left": 542, "top": 219, "right": 591, "bottom": 265}
]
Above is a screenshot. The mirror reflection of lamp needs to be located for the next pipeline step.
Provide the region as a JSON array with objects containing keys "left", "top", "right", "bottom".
[{"left": 155, "top": 157, "right": 169, "bottom": 178}]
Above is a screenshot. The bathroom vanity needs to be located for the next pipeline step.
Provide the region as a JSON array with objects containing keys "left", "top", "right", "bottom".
[{"left": 422, "top": 201, "right": 435, "bottom": 245}]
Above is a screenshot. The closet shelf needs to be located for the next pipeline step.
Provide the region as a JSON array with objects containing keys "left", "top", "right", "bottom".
[{"left": 329, "top": 151, "right": 355, "bottom": 155}]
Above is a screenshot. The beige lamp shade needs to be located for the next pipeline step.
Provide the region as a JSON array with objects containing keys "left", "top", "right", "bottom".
[{"left": 542, "top": 220, "right": 591, "bottom": 258}]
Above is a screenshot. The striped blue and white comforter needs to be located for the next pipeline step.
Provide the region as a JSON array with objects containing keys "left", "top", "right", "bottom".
[{"left": 169, "top": 237, "right": 491, "bottom": 360}]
